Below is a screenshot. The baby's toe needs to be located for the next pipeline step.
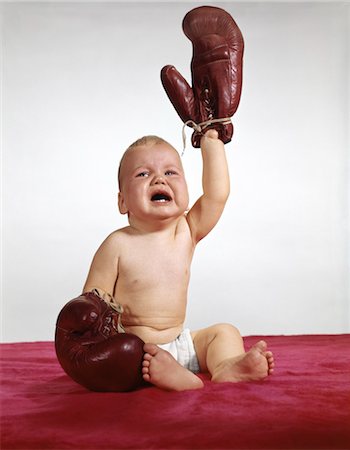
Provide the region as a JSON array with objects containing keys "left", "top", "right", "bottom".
[
  {"left": 143, "top": 353, "right": 153, "bottom": 362},
  {"left": 255, "top": 340, "right": 267, "bottom": 352},
  {"left": 143, "top": 343, "right": 159, "bottom": 356},
  {"left": 143, "top": 373, "right": 151, "bottom": 382}
]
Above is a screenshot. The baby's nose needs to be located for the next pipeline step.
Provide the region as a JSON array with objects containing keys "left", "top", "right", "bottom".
[{"left": 153, "top": 175, "right": 166, "bottom": 185}]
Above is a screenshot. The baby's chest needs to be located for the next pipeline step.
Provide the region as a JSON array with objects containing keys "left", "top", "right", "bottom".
[{"left": 118, "top": 242, "right": 192, "bottom": 288}]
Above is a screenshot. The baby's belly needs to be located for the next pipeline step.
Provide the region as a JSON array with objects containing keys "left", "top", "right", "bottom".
[
  {"left": 123, "top": 323, "right": 184, "bottom": 345},
  {"left": 115, "top": 287, "right": 187, "bottom": 344}
]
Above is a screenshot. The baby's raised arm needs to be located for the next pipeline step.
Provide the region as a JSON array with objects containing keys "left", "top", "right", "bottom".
[{"left": 186, "top": 129, "right": 230, "bottom": 243}]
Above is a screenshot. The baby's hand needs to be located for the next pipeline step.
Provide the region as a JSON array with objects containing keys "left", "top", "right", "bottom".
[
  {"left": 200, "top": 129, "right": 224, "bottom": 153},
  {"left": 203, "top": 129, "right": 219, "bottom": 140}
]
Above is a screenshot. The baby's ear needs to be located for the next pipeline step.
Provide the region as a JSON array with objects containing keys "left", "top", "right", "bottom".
[{"left": 118, "top": 192, "right": 128, "bottom": 215}]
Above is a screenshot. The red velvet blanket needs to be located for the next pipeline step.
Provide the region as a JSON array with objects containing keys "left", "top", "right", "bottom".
[{"left": 1, "top": 335, "right": 350, "bottom": 449}]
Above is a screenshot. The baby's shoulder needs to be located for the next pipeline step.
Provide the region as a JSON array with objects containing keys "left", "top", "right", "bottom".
[
  {"left": 93, "top": 228, "right": 126, "bottom": 255},
  {"left": 104, "top": 226, "right": 132, "bottom": 243}
]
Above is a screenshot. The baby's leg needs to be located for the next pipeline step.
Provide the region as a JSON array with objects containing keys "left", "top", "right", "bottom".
[
  {"left": 142, "top": 344, "right": 203, "bottom": 391},
  {"left": 192, "top": 324, "right": 275, "bottom": 383}
]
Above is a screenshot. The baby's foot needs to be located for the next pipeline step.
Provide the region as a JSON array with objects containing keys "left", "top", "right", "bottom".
[
  {"left": 142, "top": 344, "right": 204, "bottom": 391},
  {"left": 212, "top": 340, "right": 275, "bottom": 383}
]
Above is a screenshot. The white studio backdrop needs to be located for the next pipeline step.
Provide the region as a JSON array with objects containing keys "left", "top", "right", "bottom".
[{"left": 1, "top": 1, "right": 349, "bottom": 342}]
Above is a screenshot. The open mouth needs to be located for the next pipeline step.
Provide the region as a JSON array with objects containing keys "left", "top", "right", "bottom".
[{"left": 151, "top": 192, "right": 172, "bottom": 203}]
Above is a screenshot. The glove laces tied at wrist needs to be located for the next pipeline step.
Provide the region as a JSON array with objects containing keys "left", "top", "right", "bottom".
[
  {"left": 91, "top": 288, "right": 125, "bottom": 333},
  {"left": 181, "top": 117, "right": 232, "bottom": 155}
]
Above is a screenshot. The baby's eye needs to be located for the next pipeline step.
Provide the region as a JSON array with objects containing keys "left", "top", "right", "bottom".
[
  {"left": 136, "top": 171, "right": 149, "bottom": 178},
  {"left": 165, "top": 170, "right": 177, "bottom": 176}
]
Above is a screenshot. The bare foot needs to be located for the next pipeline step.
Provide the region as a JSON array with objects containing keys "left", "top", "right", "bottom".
[
  {"left": 142, "top": 344, "right": 204, "bottom": 391},
  {"left": 211, "top": 340, "right": 275, "bottom": 383}
]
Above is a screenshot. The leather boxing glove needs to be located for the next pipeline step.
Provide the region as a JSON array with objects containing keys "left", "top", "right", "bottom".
[
  {"left": 161, "top": 6, "right": 244, "bottom": 147},
  {"left": 55, "top": 290, "right": 145, "bottom": 392}
]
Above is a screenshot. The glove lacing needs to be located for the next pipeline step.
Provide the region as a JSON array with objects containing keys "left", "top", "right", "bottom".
[
  {"left": 91, "top": 288, "right": 125, "bottom": 333},
  {"left": 182, "top": 117, "right": 232, "bottom": 155}
]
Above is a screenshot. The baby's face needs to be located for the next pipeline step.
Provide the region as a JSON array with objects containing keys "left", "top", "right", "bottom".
[{"left": 118, "top": 143, "right": 189, "bottom": 224}]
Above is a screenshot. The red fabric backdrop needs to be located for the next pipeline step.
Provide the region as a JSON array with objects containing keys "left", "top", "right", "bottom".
[{"left": 1, "top": 335, "right": 350, "bottom": 449}]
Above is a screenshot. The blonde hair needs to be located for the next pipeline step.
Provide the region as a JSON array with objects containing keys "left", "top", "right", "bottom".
[{"left": 118, "top": 135, "right": 174, "bottom": 190}]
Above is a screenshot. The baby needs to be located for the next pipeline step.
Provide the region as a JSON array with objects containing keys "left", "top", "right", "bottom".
[{"left": 83, "top": 130, "right": 274, "bottom": 391}]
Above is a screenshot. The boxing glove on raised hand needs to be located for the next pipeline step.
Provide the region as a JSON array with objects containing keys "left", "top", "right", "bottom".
[
  {"left": 161, "top": 6, "right": 244, "bottom": 148},
  {"left": 55, "top": 290, "right": 145, "bottom": 392}
]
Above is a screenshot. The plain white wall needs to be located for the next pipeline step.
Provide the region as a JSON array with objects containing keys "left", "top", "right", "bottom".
[{"left": 1, "top": 1, "right": 349, "bottom": 342}]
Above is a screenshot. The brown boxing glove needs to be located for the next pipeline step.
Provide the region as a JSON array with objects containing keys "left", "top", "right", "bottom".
[
  {"left": 55, "top": 290, "right": 145, "bottom": 392},
  {"left": 161, "top": 6, "right": 244, "bottom": 148}
]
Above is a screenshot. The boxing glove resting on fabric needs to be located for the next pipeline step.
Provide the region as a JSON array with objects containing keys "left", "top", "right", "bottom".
[
  {"left": 161, "top": 6, "right": 244, "bottom": 147},
  {"left": 55, "top": 290, "right": 145, "bottom": 392}
]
